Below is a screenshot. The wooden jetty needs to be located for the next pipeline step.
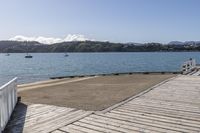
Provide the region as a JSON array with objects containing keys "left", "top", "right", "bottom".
[
  {"left": 4, "top": 104, "right": 93, "bottom": 133},
  {"left": 2, "top": 74, "right": 200, "bottom": 133},
  {"left": 54, "top": 75, "right": 200, "bottom": 133},
  {"left": 1, "top": 59, "right": 200, "bottom": 133}
]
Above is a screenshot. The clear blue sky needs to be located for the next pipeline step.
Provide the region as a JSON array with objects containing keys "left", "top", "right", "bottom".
[{"left": 0, "top": 0, "right": 199, "bottom": 43}]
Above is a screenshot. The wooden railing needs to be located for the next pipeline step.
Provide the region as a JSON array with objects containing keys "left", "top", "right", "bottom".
[
  {"left": 0, "top": 78, "right": 17, "bottom": 132},
  {"left": 182, "top": 59, "right": 196, "bottom": 74}
]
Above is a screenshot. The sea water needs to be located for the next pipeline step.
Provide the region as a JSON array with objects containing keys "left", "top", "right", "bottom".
[{"left": 0, "top": 52, "right": 199, "bottom": 85}]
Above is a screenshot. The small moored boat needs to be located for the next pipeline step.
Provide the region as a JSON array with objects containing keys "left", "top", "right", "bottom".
[
  {"left": 5, "top": 53, "right": 10, "bottom": 56},
  {"left": 64, "top": 53, "right": 69, "bottom": 57},
  {"left": 25, "top": 53, "right": 33, "bottom": 58}
]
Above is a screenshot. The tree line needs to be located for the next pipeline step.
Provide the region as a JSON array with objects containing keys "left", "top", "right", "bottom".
[{"left": 0, "top": 40, "right": 200, "bottom": 53}]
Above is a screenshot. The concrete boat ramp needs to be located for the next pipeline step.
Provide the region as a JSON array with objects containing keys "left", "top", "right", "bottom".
[{"left": 3, "top": 74, "right": 200, "bottom": 133}]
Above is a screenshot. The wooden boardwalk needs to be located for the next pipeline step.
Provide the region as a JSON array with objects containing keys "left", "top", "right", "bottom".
[
  {"left": 4, "top": 104, "right": 93, "bottom": 133},
  {"left": 4, "top": 75, "right": 200, "bottom": 133}
]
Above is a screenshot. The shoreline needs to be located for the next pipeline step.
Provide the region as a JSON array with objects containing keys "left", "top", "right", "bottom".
[
  {"left": 50, "top": 71, "right": 180, "bottom": 79},
  {"left": 16, "top": 71, "right": 180, "bottom": 87}
]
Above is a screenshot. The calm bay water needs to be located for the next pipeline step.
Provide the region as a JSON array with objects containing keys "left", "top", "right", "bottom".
[{"left": 0, "top": 52, "right": 199, "bottom": 85}]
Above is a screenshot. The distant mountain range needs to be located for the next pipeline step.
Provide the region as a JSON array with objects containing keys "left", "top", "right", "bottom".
[
  {"left": 0, "top": 40, "right": 200, "bottom": 53},
  {"left": 168, "top": 41, "right": 200, "bottom": 45}
]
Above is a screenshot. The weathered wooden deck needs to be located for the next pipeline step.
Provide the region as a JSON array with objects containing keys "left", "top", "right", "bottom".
[
  {"left": 4, "top": 104, "right": 93, "bottom": 133},
  {"left": 4, "top": 75, "right": 200, "bottom": 133}
]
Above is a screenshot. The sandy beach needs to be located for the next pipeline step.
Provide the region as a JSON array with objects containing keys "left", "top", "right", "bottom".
[{"left": 18, "top": 74, "right": 175, "bottom": 111}]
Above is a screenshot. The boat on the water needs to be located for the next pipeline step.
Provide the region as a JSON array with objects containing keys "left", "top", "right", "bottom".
[
  {"left": 5, "top": 53, "right": 10, "bottom": 56},
  {"left": 25, "top": 53, "right": 33, "bottom": 58},
  {"left": 64, "top": 53, "right": 69, "bottom": 57},
  {"left": 24, "top": 42, "right": 33, "bottom": 58}
]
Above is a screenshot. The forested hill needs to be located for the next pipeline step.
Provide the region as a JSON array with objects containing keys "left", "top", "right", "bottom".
[{"left": 1, "top": 40, "right": 200, "bottom": 53}]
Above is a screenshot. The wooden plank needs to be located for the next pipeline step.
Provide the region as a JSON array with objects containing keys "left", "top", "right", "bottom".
[
  {"left": 51, "top": 130, "right": 67, "bottom": 133},
  {"left": 85, "top": 115, "right": 164, "bottom": 133},
  {"left": 128, "top": 98, "right": 200, "bottom": 109},
  {"left": 59, "top": 126, "right": 86, "bottom": 133},
  {"left": 28, "top": 110, "right": 84, "bottom": 132},
  {"left": 73, "top": 121, "right": 122, "bottom": 133},
  {"left": 122, "top": 102, "right": 200, "bottom": 112},
  {"left": 104, "top": 112, "right": 200, "bottom": 132},
  {"left": 94, "top": 114, "right": 179, "bottom": 133},
  {"left": 116, "top": 107, "right": 200, "bottom": 125},
  {"left": 5, "top": 105, "right": 62, "bottom": 129},
  {"left": 143, "top": 89, "right": 200, "bottom": 96},
  {"left": 79, "top": 119, "right": 138, "bottom": 133},
  {"left": 5, "top": 104, "right": 93, "bottom": 133},
  {"left": 7, "top": 105, "right": 67, "bottom": 126},
  {"left": 111, "top": 109, "right": 200, "bottom": 128},
  {"left": 61, "top": 124, "right": 102, "bottom": 133},
  {"left": 141, "top": 95, "right": 200, "bottom": 104},
  {"left": 128, "top": 100, "right": 200, "bottom": 113},
  {"left": 29, "top": 111, "right": 93, "bottom": 133},
  {"left": 23, "top": 108, "right": 73, "bottom": 123},
  {"left": 118, "top": 105, "right": 200, "bottom": 122},
  {"left": 24, "top": 108, "right": 75, "bottom": 128},
  {"left": 7, "top": 106, "right": 75, "bottom": 128}
]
